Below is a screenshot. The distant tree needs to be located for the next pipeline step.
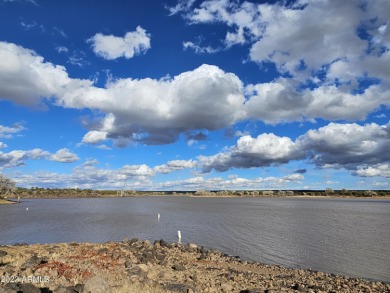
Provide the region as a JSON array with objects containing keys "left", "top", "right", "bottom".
[
  {"left": 262, "top": 190, "right": 274, "bottom": 196},
  {"left": 0, "top": 175, "right": 16, "bottom": 198},
  {"left": 325, "top": 187, "right": 335, "bottom": 195},
  {"left": 364, "top": 190, "right": 377, "bottom": 197}
]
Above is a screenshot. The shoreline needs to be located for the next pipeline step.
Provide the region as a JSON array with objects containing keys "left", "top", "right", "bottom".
[
  {"left": 3, "top": 194, "right": 390, "bottom": 202},
  {"left": 0, "top": 198, "right": 17, "bottom": 205},
  {"left": 3, "top": 195, "right": 390, "bottom": 205},
  {"left": 1, "top": 239, "right": 389, "bottom": 293}
]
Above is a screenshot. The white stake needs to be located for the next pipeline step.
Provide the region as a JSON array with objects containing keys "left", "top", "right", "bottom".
[
  {"left": 26, "top": 207, "right": 29, "bottom": 211},
  {"left": 158, "top": 213, "right": 160, "bottom": 221},
  {"left": 177, "top": 230, "right": 181, "bottom": 239}
]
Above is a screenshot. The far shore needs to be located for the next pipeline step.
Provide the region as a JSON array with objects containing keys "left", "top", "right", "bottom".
[
  {"left": 2, "top": 188, "right": 389, "bottom": 204},
  {"left": 2, "top": 193, "right": 390, "bottom": 204}
]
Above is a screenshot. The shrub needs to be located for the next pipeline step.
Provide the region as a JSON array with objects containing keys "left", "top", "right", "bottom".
[{"left": 0, "top": 175, "right": 16, "bottom": 198}]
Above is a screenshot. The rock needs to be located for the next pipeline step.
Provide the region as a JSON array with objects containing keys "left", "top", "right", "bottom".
[
  {"left": 197, "top": 254, "right": 207, "bottom": 261},
  {"left": 164, "top": 283, "right": 196, "bottom": 293},
  {"left": 140, "top": 251, "right": 154, "bottom": 263},
  {"left": 221, "top": 283, "right": 233, "bottom": 292},
  {"left": 128, "top": 238, "right": 139, "bottom": 245},
  {"left": 97, "top": 248, "right": 109, "bottom": 254},
  {"left": 159, "top": 239, "right": 168, "bottom": 247},
  {"left": 240, "top": 289, "right": 263, "bottom": 293},
  {"left": 159, "top": 270, "right": 175, "bottom": 280},
  {"left": 23, "top": 284, "right": 42, "bottom": 293},
  {"left": 199, "top": 246, "right": 207, "bottom": 254},
  {"left": 128, "top": 264, "right": 149, "bottom": 276},
  {"left": 124, "top": 260, "right": 133, "bottom": 268},
  {"left": 172, "top": 263, "right": 186, "bottom": 271},
  {"left": 156, "top": 252, "right": 166, "bottom": 262},
  {"left": 0, "top": 283, "right": 19, "bottom": 293},
  {"left": 146, "top": 268, "right": 159, "bottom": 280},
  {"left": 185, "top": 243, "right": 198, "bottom": 252},
  {"left": 74, "top": 284, "right": 84, "bottom": 292},
  {"left": 0, "top": 250, "right": 7, "bottom": 258},
  {"left": 21, "top": 254, "right": 48, "bottom": 270},
  {"left": 82, "top": 276, "right": 111, "bottom": 293},
  {"left": 55, "top": 286, "right": 78, "bottom": 293}
]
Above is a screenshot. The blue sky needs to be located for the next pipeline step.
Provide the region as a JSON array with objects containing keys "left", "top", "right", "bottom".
[{"left": 0, "top": 0, "right": 389, "bottom": 190}]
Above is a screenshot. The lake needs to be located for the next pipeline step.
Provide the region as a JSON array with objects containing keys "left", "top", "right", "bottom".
[{"left": 1, "top": 196, "right": 389, "bottom": 282}]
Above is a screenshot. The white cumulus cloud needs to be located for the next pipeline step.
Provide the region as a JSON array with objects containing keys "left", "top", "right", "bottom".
[
  {"left": 244, "top": 79, "right": 390, "bottom": 124},
  {"left": 88, "top": 26, "right": 151, "bottom": 60},
  {"left": 198, "top": 133, "right": 305, "bottom": 173},
  {"left": 0, "top": 41, "right": 91, "bottom": 107},
  {"left": 154, "top": 160, "right": 197, "bottom": 174},
  {"left": 198, "top": 121, "right": 390, "bottom": 178},
  {"left": 59, "top": 64, "right": 245, "bottom": 145},
  {"left": 50, "top": 148, "right": 79, "bottom": 163}
]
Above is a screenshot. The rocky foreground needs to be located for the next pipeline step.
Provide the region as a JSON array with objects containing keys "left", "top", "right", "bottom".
[{"left": 0, "top": 240, "right": 389, "bottom": 293}]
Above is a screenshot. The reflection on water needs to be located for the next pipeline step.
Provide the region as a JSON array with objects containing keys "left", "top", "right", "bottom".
[{"left": 0, "top": 196, "right": 389, "bottom": 282}]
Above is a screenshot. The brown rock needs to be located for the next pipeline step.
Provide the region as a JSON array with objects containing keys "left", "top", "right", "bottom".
[
  {"left": 172, "top": 263, "right": 186, "bottom": 271},
  {"left": 82, "top": 276, "right": 111, "bottom": 293}
]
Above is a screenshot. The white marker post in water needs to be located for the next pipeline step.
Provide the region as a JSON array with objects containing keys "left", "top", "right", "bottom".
[
  {"left": 177, "top": 230, "right": 181, "bottom": 241},
  {"left": 158, "top": 213, "right": 160, "bottom": 221}
]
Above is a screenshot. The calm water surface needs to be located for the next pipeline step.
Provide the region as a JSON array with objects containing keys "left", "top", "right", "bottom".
[{"left": 1, "top": 197, "right": 389, "bottom": 282}]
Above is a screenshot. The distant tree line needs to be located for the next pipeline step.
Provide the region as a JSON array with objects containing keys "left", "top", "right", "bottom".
[{"left": 1, "top": 179, "right": 389, "bottom": 198}]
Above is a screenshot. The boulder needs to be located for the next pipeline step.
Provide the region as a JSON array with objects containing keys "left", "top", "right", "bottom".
[
  {"left": 185, "top": 243, "right": 198, "bottom": 252},
  {"left": 82, "top": 276, "right": 111, "bottom": 293},
  {"left": 128, "top": 264, "right": 149, "bottom": 276},
  {"left": 21, "top": 254, "right": 48, "bottom": 270}
]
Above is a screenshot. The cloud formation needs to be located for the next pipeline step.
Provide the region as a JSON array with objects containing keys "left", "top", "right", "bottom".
[
  {"left": 1, "top": 40, "right": 389, "bottom": 149},
  {"left": 50, "top": 148, "right": 79, "bottom": 163},
  {"left": 183, "top": 41, "right": 220, "bottom": 54},
  {"left": 244, "top": 79, "right": 390, "bottom": 124},
  {"left": 88, "top": 26, "right": 151, "bottom": 60},
  {"left": 198, "top": 121, "right": 390, "bottom": 178},
  {"left": 199, "top": 133, "right": 305, "bottom": 173},
  {"left": 298, "top": 122, "right": 390, "bottom": 170},
  {"left": 0, "top": 123, "right": 25, "bottom": 138},
  {"left": 174, "top": 0, "right": 389, "bottom": 77},
  {"left": 0, "top": 41, "right": 90, "bottom": 107},
  {"left": 0, "top": 148, "right": 50, "bottom": 169},
  {"left": 0, "top": 147, "right": 79, "bottom": 169},
  {"left": 61, "top": 64, "right": 245, "bottom": 145},
  {"left": 154, "top": 159, "right": 197, "bottom": 174},
  {"left": 11, "top": 161, "right": 303, "bottom": 190}
]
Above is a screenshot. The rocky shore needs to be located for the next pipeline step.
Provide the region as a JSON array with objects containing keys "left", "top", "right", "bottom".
[{"left": 0, "top": 240, "right": 389, "bottom": 293}]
